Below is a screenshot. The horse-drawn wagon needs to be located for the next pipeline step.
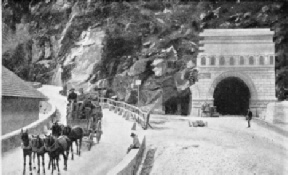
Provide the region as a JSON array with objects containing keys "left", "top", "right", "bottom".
[{"left": 66, "top": 99, "right": 103, "bottom": 151}]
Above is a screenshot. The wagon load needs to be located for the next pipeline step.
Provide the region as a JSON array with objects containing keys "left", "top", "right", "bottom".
[{"left": 66, "top": 98, "right": 103, "bottom": 151}]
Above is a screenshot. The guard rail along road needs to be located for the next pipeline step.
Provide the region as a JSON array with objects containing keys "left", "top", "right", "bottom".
[{"left": 99, "top": 98, "right": 151, "bottom": 130}]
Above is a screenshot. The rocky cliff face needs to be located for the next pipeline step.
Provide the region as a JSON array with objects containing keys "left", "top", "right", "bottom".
[
  {"left": 3, "top": 0, "right": 288, "bottom": 111},
  {"left": 60, "top": 28, "right": 105, "bottom": 89},
  {"left": 2, "top": 0, "right": 73, "bottom": 81}
]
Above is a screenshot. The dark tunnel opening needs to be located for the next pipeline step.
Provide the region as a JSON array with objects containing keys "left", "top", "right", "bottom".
[{"left": 213, "top": 77, "right": 250, "bottom": 115}]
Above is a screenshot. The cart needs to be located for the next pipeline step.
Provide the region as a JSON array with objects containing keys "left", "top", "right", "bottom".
[
  {"left": 201, "top": 103, "right": 219, "bottom": 117},
  {"left": 66, "top": 101, "right": 100, "bottom": 151}
]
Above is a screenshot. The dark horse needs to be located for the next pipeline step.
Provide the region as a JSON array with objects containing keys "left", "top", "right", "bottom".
[
  {"left": 31, "top": 135, "right": 49, "bottom": 174},
  {"left": 62, "top": 125, "right": 84, "bottom": 160},
  {"left": 51, "top": 121, "right": 64, "bottom": 137},
  {"left": 20, "top": 129, "right": 35, "bottom": 175},
  {"left": 44, "top": 134, "right": 71, "bottom": 174}
]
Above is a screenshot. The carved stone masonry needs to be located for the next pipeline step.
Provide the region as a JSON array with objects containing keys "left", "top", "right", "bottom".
[{"left": 190, "top": 29, "right": 277, "bottom": 117}]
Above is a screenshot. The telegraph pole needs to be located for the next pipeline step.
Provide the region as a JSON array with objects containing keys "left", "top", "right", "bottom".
[{"left": 135, "top": 80, "right": 141, "bottom": 106}]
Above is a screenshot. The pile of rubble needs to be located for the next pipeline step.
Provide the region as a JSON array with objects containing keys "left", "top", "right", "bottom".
[{"left": 188, "top": 120, "right": 208, "bottom": 127}]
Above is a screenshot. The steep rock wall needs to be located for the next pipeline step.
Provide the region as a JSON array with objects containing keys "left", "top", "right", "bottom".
[{"left": 64, "top": 28, "right": 105, "bottom": 90}]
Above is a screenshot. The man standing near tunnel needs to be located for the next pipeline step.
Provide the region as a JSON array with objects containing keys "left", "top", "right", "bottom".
[{"left": 247, "top": 108, "right": 253, "bottom": 128}]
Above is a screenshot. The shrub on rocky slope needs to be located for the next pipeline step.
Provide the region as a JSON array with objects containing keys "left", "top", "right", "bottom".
[{"left": 2, "top": 0, "right": 288, "bottom": 105}]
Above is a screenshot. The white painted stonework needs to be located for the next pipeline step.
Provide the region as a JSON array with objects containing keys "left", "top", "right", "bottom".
[
  {"left": 265, "top": 101, "right": 288, "bottom": 124},
  {"left": 191, "top": 29, "right": 277, "bottom": 116}
]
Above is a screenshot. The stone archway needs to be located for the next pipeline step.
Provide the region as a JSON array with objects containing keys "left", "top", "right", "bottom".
[
  {"left": 190, "top": 29, "right": 277, "bottom": 117},
  {"left": 208, "top": 71, "right": 257, "bottom": 115},
  {"left": 213, "top": 76, "right": 251, "bottom": 115},
  {"left": 208, "top": 71, "right": 258, "bottom": 101}
]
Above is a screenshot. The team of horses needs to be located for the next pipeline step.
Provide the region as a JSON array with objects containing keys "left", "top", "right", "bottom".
[
  {"left": 20, "top": 99, "right": 103, "bottom": 174},
  {"left": 20, "top": 122, "right": 84, "bottom": 174}
]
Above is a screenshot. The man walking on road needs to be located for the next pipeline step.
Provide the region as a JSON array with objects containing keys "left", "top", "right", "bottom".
[{"left": 247, "top": 108, "right": 253, "bottom": 128}]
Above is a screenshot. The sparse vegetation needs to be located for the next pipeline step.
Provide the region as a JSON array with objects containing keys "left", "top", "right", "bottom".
[{"left": 2, "top": 0, "right": 288, "bottom": 101}]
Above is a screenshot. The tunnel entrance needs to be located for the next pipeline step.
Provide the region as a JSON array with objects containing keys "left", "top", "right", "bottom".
[
  {"left": 164, "top": 89, "right": 191, "bottom": 115},
  {"left": 164, "top": 96, "right": 178, "bottom": 115},
  {"left": 213, "top": 77, "right": 250, "bottom": 115}
]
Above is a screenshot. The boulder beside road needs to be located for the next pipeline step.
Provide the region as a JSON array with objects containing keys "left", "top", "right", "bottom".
[{"left": 188, "top": 120, "right": 208, "bottom": 127}]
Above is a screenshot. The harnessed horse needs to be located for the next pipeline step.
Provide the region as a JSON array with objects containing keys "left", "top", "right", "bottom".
[
  {"left": 20, "top": 129, "right": 35, "bottom": 175},
  {"left": 31, "top": 135, "right": 48, "bottom": 174},
  {"left": 62, "top": 125, "right": 83, "bottom": 160},
  {"left": 43, "top": 134, "right": 71, "bottom": 173},
  {"left": 51, "top": 122, "right": 64, "bottom": 138}
]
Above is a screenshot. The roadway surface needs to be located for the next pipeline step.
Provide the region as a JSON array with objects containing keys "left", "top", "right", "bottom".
[
  {"left": 2, "top": 85, "right": 132, "bottom": 175},
  {"left": 143, "top": 115, "right": 288, "bottom": 175},
  {"left": 3, "top": 85, "right": 288, "bottom": 175}
]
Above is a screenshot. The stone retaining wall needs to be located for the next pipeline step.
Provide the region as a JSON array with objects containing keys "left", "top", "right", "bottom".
[
  {"left": 101, "top": 99, "right": 147, "bottom": 175},
  {"left": 1, "top": 103, "right": 57, "bottom": 153},
  {"left": 107, "top": 136, "right": 146, "bottom": 175},
  {"left": 265, "top": 101, "right": 288, "bottom": 124}
]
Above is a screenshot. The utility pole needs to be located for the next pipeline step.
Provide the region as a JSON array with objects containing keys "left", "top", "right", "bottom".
[
  {"left": 135, "top": 80, "right": 141, "bottom": 106},
  {"left": 138, "top": 85, "right": 140, "bottom": 106}
]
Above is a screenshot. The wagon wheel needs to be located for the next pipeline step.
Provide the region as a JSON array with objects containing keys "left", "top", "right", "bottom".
[
  {"left": 66, "top": 105, "right": 71, "bottom": 119},
  {"left": 87, "top": 142, "right": 92, "bottom": 151},
  {"left": 87, "top": 133, "right": 94, "bottom": 151}
]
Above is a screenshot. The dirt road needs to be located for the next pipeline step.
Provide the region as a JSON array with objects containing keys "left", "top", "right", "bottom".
[
  {"left": 2, "top": 85, "right": 133, "bottom": 175},
  {"left": 143, "top": 116, "right": 288, "bottom": 175}
]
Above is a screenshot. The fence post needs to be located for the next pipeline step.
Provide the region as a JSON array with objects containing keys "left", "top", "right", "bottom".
[{"left": 101, "top": 97, "right": 150, "bottom": 130}]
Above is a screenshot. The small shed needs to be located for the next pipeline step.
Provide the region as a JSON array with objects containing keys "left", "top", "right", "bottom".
[{"left": 1, "top": 66, "right": 48, "bottom": 135}]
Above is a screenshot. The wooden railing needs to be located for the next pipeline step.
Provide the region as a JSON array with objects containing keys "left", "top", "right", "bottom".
[{"left": 98, "top": 98, "right": 151, "bottom": 130}]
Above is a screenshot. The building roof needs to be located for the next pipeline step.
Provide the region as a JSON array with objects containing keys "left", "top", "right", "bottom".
[{"left": 2, "top": 66, "right": 48, "bottom": 99}]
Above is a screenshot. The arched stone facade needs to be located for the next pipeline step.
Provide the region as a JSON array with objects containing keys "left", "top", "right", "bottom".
[
  {"left": 190, "top": 29, "right": 277, "bottom": 117},
  {"left": 207, "top": 71, "right": 257, "bottom": 100}
]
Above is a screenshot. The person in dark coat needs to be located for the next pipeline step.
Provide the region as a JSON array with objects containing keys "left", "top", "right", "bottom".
[
  {"left": 247, "top": 108, "right": 253, "bottom": 128},
  {"left": 67, "top": 88, "right": 78, "bottom": 113},
  {"left": 67, "top": 88, "right": 78, "bottom": 103},
  {"left": 81, "top": 97, "right": 95, "bottom": 119}
]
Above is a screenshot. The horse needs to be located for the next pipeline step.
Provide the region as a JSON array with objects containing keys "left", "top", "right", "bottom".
[
  {"left": 43, "top": 134, "right": 71, "bottom": 173},
  {"left": 51, "top": 121, "right": 64, "bottom": 137},
  {"left": 20, "top": 129, "right": 35, "bottom": 175},
  {"left": 62, "top": 125, "right": 83, "bottom": 160},
  {"left": 31, "top": 135, "right": 49, "bottom": 174}
]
